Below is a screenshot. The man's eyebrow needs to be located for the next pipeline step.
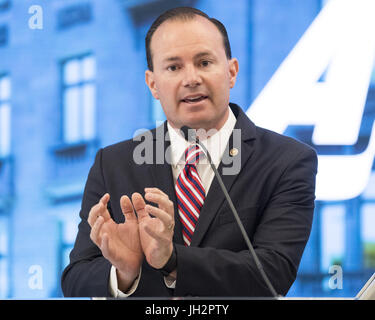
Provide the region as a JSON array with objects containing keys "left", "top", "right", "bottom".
[
  {"left": 163, "top": 56, "right": 182, "bottom": 63},
  {"left": 162, "top": 52, "right": 215, "bottom": 63},
  {"left": 194, "top": 52, "right": 214, "bottom": 59}
]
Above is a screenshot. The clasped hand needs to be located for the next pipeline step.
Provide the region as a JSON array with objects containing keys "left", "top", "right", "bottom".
[{"left": 87, "top": 187, "right": 175, "bottom": 291}]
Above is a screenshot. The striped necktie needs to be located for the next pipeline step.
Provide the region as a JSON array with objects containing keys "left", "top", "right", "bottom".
[{"left": 175, "top": 144, "right": 206, "bottom": 246}]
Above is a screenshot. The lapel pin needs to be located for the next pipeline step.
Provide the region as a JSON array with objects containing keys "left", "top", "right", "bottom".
[{"left": 229, "top": 148, "right": 238, "bottom": 157}]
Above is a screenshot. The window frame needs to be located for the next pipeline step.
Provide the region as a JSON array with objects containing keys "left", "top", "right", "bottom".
[
  {"left": 0, "top": 73, "right": 11, "bottom": 159},
  {"left": 60, "top": 53, "right": 96, "bottom": 145}
]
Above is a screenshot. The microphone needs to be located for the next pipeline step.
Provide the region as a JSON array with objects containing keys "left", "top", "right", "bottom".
[{"left": 180, "top": 125, "right": 279, "bottom": 298}]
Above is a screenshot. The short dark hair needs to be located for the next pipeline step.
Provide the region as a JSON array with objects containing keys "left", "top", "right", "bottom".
[{"left": 145, "top": 7, "right": 232, "bottom": 71}]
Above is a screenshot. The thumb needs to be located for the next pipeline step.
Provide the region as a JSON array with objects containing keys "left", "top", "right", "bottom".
[
  {"left": 120, "top": 195, "right": 137, "bottom": 221},
  {"left": 131, "top": 192, "right": 148, "bottom": 220}
]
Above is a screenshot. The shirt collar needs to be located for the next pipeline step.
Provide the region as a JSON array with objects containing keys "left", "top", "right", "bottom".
[{"left": 167, "top": 106, "right": 237, "bottom": 168}]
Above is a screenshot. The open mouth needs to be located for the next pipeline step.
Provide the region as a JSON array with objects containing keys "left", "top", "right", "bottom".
[{"left": 181, "top": 95, "right": 208, "bottom": 104}]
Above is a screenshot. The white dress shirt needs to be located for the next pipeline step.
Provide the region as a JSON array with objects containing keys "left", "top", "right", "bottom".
[{"left": 109, "top": 106, "right": 236, "bottom": 297}]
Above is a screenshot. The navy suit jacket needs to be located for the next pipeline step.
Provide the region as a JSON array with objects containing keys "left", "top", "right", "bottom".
[{"left": 61, "top": 103, "right": 317, "bottom": 297}]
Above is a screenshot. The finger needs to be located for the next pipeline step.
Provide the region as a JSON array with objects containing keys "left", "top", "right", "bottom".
[
  {"left": 98, "top": 193, "right": 111, "bottom": 221},
  {"left": 145, "top": 205, "right": 173, "bottom": 230},
  {"left": 132, "top": 192, "right": 148, "bottom": 219},
  {"left": 88, "top": 202, "right": 103, "bottom": 227},
  {"left": 120, "top": 195, "right": 137, "bottom": 221},
  {"left": 100, "top": 193, "right": 110, "bottom": 206},
  {"left": 90, "top": 215, "right": 105, "bottom": 246},
  {"left": 144, "top": 188, "right": 170, "bottom": 201},
  {"left": 144, "top": 187, "right": 166, "bottom": 195},
  {"left": 144, "top": 192, "right": 173, "bottom": 215},
  {"left": 87, "top": 194, "right": 111, "bottom": 227},
  {"left": 88, "top": 204, "right": 98, "bottom": 227}
]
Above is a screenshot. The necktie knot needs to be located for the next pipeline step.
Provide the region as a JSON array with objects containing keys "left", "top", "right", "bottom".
[{"left": 185, "top": 144, "right": 203, "bottom": 166}]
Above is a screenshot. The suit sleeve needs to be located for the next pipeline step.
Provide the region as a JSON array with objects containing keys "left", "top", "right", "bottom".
[
  {"left": 61, "top": 148, "right": 112, "bottom": 297},
  {"left": 174, "top": 147, "right": 318, "bottom": 297}
]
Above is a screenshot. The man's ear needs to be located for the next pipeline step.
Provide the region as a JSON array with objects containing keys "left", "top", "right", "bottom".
[
  {"left": 228, "top": 58, "right": 239, "bottom": 89},
  {"left": 145, "top": 70, "right": 159, "bottom": 100}
]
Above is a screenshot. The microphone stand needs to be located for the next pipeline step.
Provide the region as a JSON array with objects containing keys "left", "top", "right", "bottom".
[{"left": 181, "top": 126, "right": 280, "bottom": 298}]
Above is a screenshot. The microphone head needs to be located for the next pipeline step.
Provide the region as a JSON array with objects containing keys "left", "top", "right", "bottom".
[{"left": 180, "top": 125, "right": 197, "bottom": 143}]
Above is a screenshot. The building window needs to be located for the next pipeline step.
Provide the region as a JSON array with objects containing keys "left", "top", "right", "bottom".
[
  {"left": 0, "top": 0, "right": 11, "bottom": 12},
  {"left": 57, "top": 2, "right": 92, "bottom": 30},
  {"left": 61, "top": 55, "right": 96, "bottom": 144},
  {"left": 0, "top": 74, "right": 11, "bottom": 158},
  {"left": 60, "top": 211, "right": 80, "bottom": 270},
  {"left": 0, "top": 25, "right": 8, "bottom": 48},
  {"left": 320, "top": 204, "right": 345, "bottom": 271},
  {"left": 361, "top": 204, "right": 375, "bottom": 269}
]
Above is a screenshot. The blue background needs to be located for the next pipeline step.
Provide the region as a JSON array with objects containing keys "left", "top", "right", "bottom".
[{"left": 0, "top": 0, "right": 374, "bottom": 298}]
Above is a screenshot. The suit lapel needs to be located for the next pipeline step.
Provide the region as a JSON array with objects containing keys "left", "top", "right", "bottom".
[
  {"left": 148, "top": 104, "right": 257, "bottom": 247},
  {"left": 149, "top": 122, "right": 184, "bottom": 245},
  {"left": 190, "top": 104, "right": 257, "bottom": 247}
]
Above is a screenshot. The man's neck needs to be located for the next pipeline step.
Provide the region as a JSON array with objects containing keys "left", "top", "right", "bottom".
[{"left": 168, "top": 106, "right": 230, "bottom": 140}]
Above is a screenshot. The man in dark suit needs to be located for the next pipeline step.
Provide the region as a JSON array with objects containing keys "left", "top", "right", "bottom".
[{"left": 61, "top": 7, "right": 317, "bottom": 298}]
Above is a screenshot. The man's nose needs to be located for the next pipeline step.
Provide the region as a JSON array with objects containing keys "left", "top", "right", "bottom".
[{"left": 182, "top": 66, "right": 202, "bottom": 87}]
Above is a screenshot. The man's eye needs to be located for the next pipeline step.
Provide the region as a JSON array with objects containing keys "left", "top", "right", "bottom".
[
  {"left": 167, "top": 65, "right": 178, "bottom": 71},
  {"left": 201, "top": 60, "right": 211, "bottom": 67}
]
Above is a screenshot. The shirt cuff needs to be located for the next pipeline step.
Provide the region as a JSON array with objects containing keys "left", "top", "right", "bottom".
[{"left": 109, "top": 265, "right": 141, "bottom": 298}]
